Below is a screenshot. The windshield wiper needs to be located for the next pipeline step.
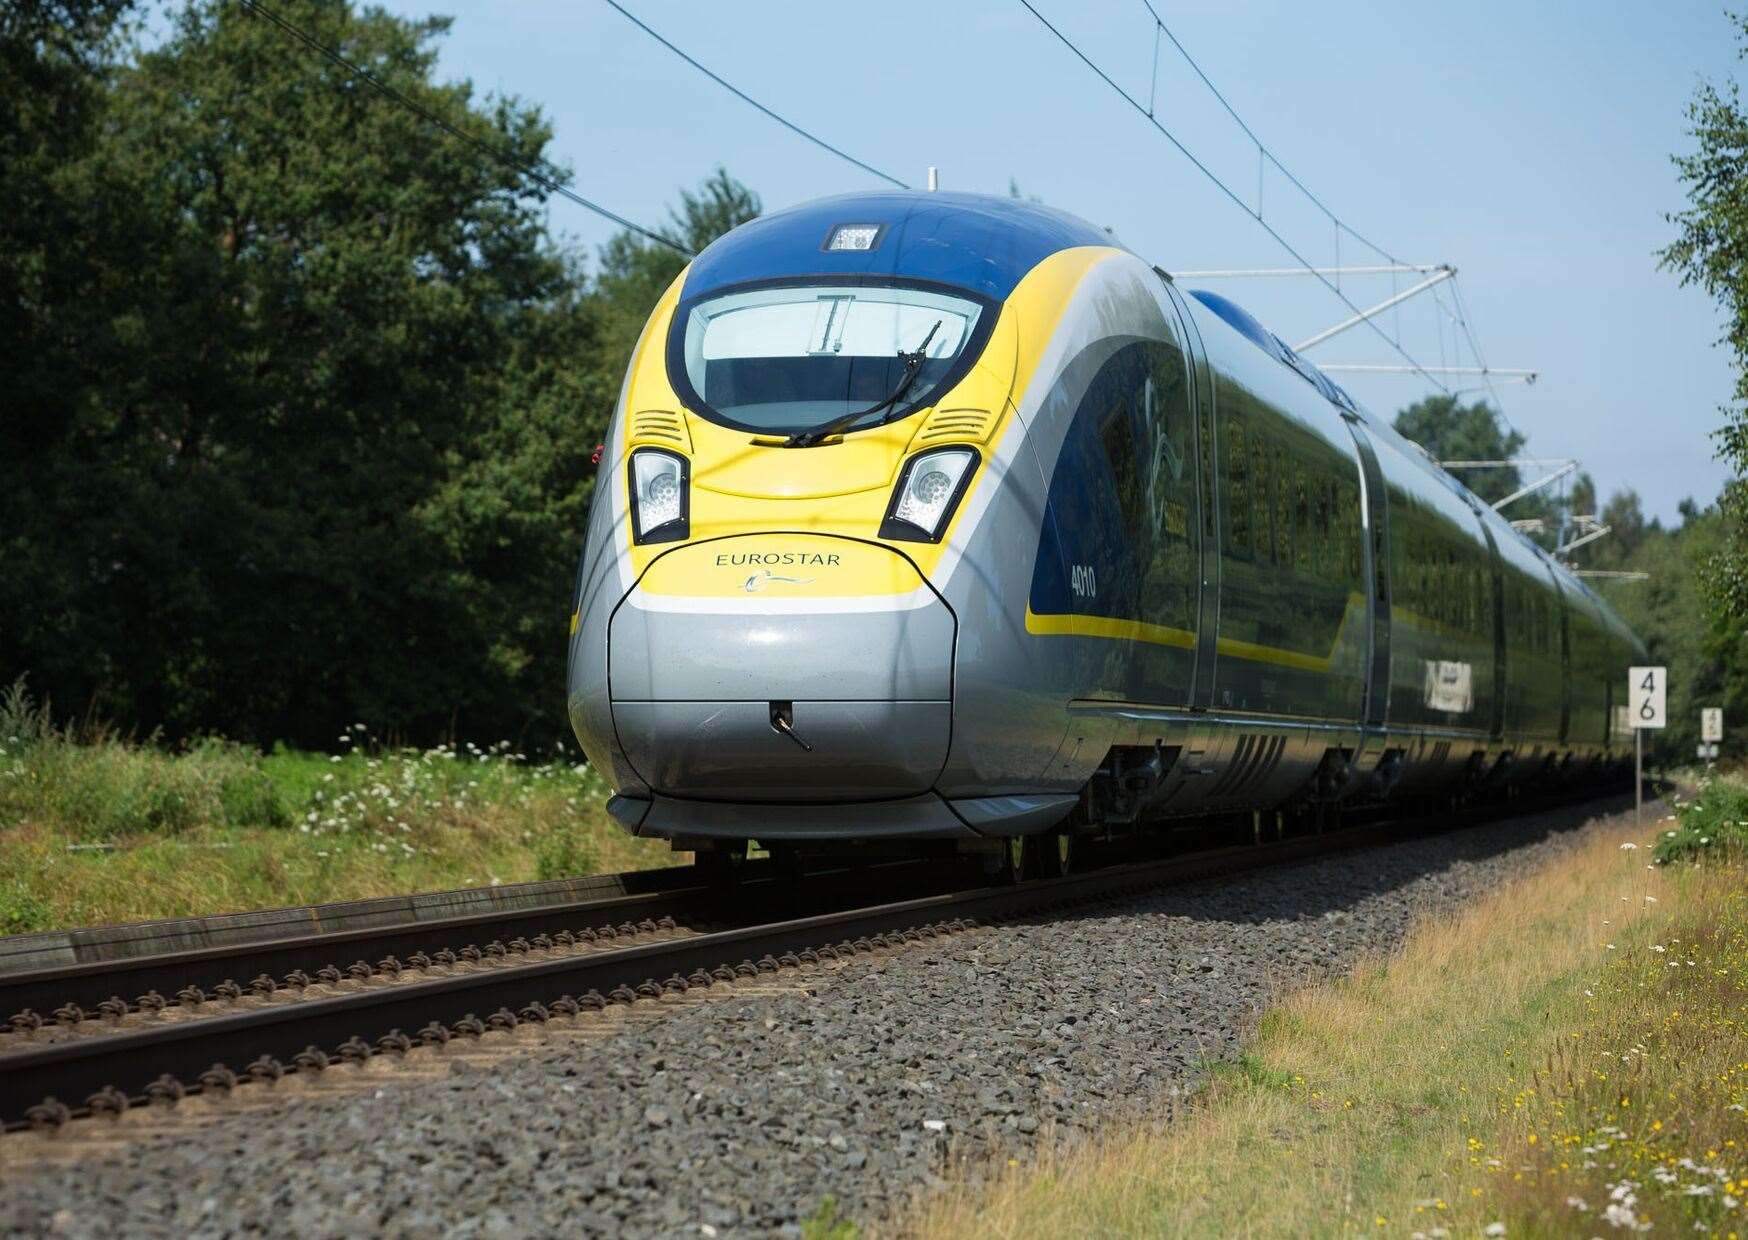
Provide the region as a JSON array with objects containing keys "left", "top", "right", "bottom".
[{"left": 781, "top": 319, "right": 943, "bottom": 448}]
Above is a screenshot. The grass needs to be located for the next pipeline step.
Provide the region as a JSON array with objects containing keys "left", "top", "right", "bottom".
[
  {"left": 0, "top": 682, "right": 673, "bottom": 934},
  {"left": 903, "top": 801, "right": 1748, "bottom": 1239}
]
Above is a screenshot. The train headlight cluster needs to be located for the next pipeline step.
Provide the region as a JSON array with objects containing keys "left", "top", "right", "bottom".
[
  {"left": 881, "top": 447, "right": 977, "bottom": 543},
  {"left": 629, "top": 448, "right": 690, "bottom": 544}
]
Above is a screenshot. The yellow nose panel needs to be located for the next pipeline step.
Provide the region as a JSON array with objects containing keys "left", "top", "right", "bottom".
[
  {"left": 690, "top": 419, "right": 911, "bottom": 499},
  {"left": 638, "top": 534, "right": 924, "bottom": 600}
]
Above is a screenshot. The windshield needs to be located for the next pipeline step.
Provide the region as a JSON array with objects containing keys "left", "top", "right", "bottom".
[{"left": 669, "top": 281, "right": 991, "bottom": 433}]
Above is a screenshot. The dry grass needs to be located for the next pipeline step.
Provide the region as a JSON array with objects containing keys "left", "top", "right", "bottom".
[{"left": 904, "top": 809, "right": 1747, "bottom": 1239}]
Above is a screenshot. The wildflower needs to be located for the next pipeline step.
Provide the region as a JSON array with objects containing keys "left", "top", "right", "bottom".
[
  {"left": 1652, "top": 945, "right": 1667, "bottom": 953},
  {"left": 1621, "top": 842, "right": 1639, "bottom": 850},
  {"left": 1645, "top": 896, "right": 1658, "bottom": 903},
  {"left": 1483, "top": 1224, "right": 1506, "bottom": 1237},
  {"left": 1567, "top": 1196, "right": 1590, "bottom": 1211}
]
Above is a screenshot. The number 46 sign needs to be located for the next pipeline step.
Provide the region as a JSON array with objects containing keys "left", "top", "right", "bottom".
[{"left": 1629, "top": 666, "right": 1667, "bottom": 730}]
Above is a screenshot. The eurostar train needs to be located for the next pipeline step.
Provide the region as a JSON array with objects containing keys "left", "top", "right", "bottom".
[{"left": 566, "top": 191, "right": 1642, "bottom": 877}]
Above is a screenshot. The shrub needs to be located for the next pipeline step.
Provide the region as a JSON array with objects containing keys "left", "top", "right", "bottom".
[
  {"left": 1652, "top": 775, "right": 1748, "bottom": 863},
  {"left": 0, "top": 676, "right": 52, "bottom": 751},
  {"left": 534, "top": 822, "right": 600, "bottom": 881}
]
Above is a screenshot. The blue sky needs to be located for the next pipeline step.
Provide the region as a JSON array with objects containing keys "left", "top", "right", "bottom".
[{"left": 373, "top": 0, "right": 1743, "bottom": 525}]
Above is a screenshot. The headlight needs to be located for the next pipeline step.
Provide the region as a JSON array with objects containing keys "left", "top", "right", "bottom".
[
  {"left": 629, "top": 448, "right": 689, "bottom": 544},
  {"left": 880, "top": 447, "right": 977, "bottom": 542}
]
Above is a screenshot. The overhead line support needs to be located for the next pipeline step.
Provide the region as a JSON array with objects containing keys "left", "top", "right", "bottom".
[
  {"left": 1490, "top": 461, "right": 1579, "bottom": 512},
  {"left": 1294, "top": 266, "right": 1455, "bottom": 352}
]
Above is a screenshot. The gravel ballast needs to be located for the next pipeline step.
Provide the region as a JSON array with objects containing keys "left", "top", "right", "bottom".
[{"left": 0, "top": 800, "right": 1631, "bottom": 1238}]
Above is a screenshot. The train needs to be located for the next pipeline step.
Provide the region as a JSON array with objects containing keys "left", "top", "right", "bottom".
[{"left": 566, "top": 190, "right": 1643, "bottom": 880}]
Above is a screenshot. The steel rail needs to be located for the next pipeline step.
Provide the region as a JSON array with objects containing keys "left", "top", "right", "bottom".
[
  {"left": 0, "top": 857, "right": 951, "bottom": 1040},
  {"left": 0, "top": 792, "right": 1629, "bottom": 1131},
  {"left": 0, "top": 868, "right": 718, "bottom": 1021}
]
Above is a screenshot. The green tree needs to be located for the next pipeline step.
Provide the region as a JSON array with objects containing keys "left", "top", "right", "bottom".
[
  {"left": 1602, "top": 506, "right": 1748, "bottom": 763},
  {"left": 2, "top": 0, "right": 579, "bottom": 745},
  {"left": 1662, "top": 10, "right": 1748, "bottom": 616}
]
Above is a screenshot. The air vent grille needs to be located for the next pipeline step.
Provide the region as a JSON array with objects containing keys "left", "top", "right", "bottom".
[
  {"left": 629, "top": 409, "right": 691, "bottom": 452},
  {"left": 911, "top": 407, "right": 998, "bottom": 447},
  {"left": 1209, "top": 734, "right": 1286, "bottom": 797}
]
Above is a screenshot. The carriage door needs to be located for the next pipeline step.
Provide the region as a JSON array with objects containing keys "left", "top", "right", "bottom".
[{"left": 1342, "top": 419, "right": 1391, "bottom": 729}]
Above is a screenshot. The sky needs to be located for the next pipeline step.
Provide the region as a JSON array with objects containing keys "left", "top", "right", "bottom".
[{"left": 370, "top": 0, "right": 1744, "bottom": 524}]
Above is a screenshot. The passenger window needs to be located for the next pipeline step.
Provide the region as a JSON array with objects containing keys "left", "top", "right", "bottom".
[
  {"left": 1252, "top": 436, "right": 1274, "bottom": 564},
  {"left": 1225, "top": 415, "right": 1251, "bottom": 556}
]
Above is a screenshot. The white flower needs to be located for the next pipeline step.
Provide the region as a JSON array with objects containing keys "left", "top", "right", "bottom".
[
  {"left": 1700, "top": 837, "right": 1711, "bottom": 844},
  {"left": 1567, "top": 1196, "right": 1590, "bottom": 1211},
  {"left": 1603, "top": 1202, "right": 1650, "bottom": 1232},
  {"left": 1621, "top": 842, "right": 1639, "bottom": 850},
  {"left": 1483, "top": 1224, "right": 1506, "bottom": 1238},
  {"left": 1651, "top": 945, "right": 1667, "bottom": 953},
  {"left": 1644, "top": 896, "right": 1658, "bottom": 902}
]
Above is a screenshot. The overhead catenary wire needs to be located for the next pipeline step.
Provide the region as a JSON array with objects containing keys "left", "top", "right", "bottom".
[
  {"left": 1133, "top": 1, "right": 1531, "bottom": 432},
  {"left": 1019, "top": 0, "right": 1451, "bottom": 394},
  {"left": 1447, "top": 278, "right": 1519, "bottom": 436},
  {"left": 1137, "top": 0, "right": 1405, "bottom": 268},
  {"left": 239, "top": 0, "right": 695, "bottom": 256},
  {"left": 602, "top": 0, "right": 908, "bottom": 190}
]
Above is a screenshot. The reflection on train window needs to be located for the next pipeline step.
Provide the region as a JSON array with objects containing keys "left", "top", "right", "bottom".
[
  {"left": 1225, "top": 416, "right": 1251, "bottom": 554},
  {"left": 670, "top": 281, "right": 991, "bottom": 433},
  {"left": 1079, "top": 339, "right": 1198, "bottom": 635}
]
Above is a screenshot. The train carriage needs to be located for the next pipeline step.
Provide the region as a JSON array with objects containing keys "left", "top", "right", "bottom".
[{"left": 566, "top": 190, "right": 1641, "bottom": 870}]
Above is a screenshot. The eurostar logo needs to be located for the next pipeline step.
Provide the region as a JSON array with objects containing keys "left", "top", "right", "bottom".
[{"left": 743, "top": 571, "right": 814, "bottom": 593}]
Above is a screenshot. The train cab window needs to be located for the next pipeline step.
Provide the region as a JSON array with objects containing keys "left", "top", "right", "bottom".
[{"left": 668, "top": 280, "right": 994, "bottom": 434}]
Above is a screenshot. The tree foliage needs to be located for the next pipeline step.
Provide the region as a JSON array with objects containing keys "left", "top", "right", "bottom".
[
  {"left": 1662, "top": 11, "right": 1748, "bottom": 616},
  {"left": 0, "top": 0, "right": 756, "bottom": 747}
]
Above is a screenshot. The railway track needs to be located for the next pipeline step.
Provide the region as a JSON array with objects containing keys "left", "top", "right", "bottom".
[{"left": 0, "top": 789, "right": 1632, "bottom": 1133}]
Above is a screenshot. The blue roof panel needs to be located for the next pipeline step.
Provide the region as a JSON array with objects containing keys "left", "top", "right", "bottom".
[{"left": 680, "top": 191, "right": 1119, "bottom": 303}]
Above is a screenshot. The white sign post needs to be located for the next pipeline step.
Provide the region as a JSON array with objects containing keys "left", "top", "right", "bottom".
[
  {"left": 1702, "top": 707, "right": 1724, "bottom": 744},
  {"left": 1629, "top": 666, "right": 1667, "bottom": 829}
]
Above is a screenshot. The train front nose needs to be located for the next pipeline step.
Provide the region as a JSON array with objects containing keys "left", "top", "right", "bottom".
[{"left": 607, "top": 534, "right": 954, "bottom": 802}]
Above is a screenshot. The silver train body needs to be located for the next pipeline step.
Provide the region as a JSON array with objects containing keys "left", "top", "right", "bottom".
[{"left": 566, "top": 192, "right": 1642, "bottom": 848}]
